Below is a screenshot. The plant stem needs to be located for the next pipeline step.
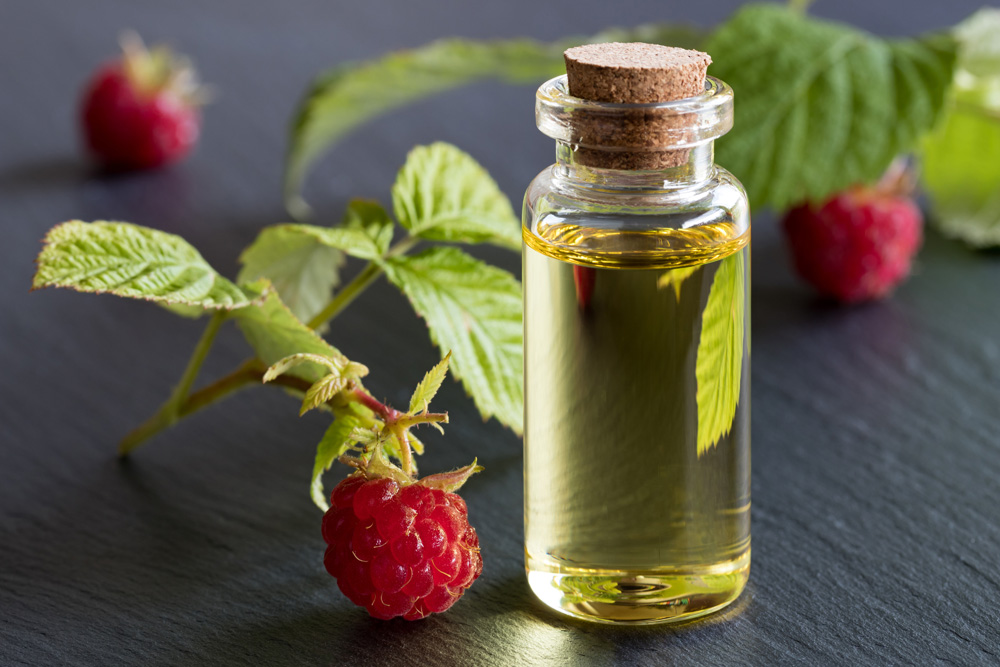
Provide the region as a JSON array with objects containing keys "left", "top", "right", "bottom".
[
  {"left": 167, "top": 311, "right": 227, "bottom": 412},
  {"left": 119, "top": 312, "right": 226, "bottom": 456},
  {"left": 120, "top": 235, "right": 421, "bottom": 456},
  {"left": 307, "top": 262, "right": 383, "bottom": 329},
  {"left": 118, "top": 358, "right": 315, "bottom": 456},
  {"left": 351, "top": 387, "right": 399, "bottom": 421},
  {"left": 306, "top": 235, "right": 418, "bottom": 330}
]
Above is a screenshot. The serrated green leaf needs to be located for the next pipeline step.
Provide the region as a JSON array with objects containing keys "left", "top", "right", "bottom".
[
  {"left": 921, "top": 9, "right": 1000, "bottom": 247},
  {"left": 657, "top": 265, "right": 699, "bottom": 301},
  {"left": 158, "top": 302, "right": 207, "bottom": 318},
  {"left": 392, "top": 143, "right": 520, "bottom": 250},
  {"left": 408, "top": 352, "right": 451, "bottom": 414},
  {"left": 300, "top": 375, "right": 348, "bottom": 416},
  {"left": 33, "top": 221, "right": 263, "bottom": 310},
  {"left": 283, "top": 26, "right": 705, "bottom": 214},
  {"left": 276, "top": 204, "right": 395, "bottom": 263},
  {"left": 311, "top": 416, "right": 362, "bottom": 510},
  {"left": 263, "top": 352, "right": 354, "bottom": 383},
  {"left": 237, "top": 226, "right": 344, "bottom": 323},
  {"left": 695, "top": 252, "right": 745, "bottom": 457},
  {"left": 234, "top": 288, "right": 345, "bottom": 382},
  {"left": 384, "top": 247, "right": 523, "bottom": 434},
  {"left": 707, "top": 4, "right": 957, "bottom": 209},
  {"left": 342, "top": 199, "right": 396, "bottom": 255}
]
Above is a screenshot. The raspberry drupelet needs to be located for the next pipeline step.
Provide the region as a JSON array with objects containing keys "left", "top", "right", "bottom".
[{"left": 322, "top": 473, "right": 483, "bottom": 620}]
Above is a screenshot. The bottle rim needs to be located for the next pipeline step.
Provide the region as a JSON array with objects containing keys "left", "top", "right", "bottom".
[{"left": 535, "top": 75, "right": 734, "bottom": 152}]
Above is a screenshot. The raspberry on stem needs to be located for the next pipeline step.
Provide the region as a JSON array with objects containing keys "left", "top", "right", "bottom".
[
  {"left": 264, "top": 352, "right": 483, "bottom": 621},
  {"left": 323, "top": 474, "right": 483, "bottom": 620}
]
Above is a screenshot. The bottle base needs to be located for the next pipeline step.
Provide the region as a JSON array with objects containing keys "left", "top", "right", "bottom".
[{"left": 526, "top": 549, "right": 750, "bottom": 625}]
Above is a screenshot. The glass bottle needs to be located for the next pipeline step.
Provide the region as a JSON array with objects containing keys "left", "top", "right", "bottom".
[{"left": 522, "top": 74, "right": 750, "bottom": 624}]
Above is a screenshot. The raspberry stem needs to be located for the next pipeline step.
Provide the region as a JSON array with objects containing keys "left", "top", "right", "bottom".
[
  {"left": 117, "top": 234, "right": 421, "bottom": 456},
  {"left": 348, "top": 387, "right": 448, "bottom": 477}
]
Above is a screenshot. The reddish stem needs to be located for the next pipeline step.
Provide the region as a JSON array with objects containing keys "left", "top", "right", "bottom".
[{"left": 351, "top": 388, "right": 399, "bottom": 422}]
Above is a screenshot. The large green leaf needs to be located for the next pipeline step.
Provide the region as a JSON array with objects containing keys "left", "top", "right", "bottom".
[
  {"left": 707, "top": 4, "right": 957, "bottom": 209},
  {"left": 234, "top": 289, "right": 344, "bottom": 382},
  {"left": 921, "top": 9, "right": 1000, "bottom": 247},
  {"left": 33, "top": 221, "right": 262, "bottom": 310},
  {"left": 695, "top": 252, "right": 745, "bottom": 457},
  {"left": 384, "top": 247, "right": 523, "bottom": 434},
  {"left": 392, "top": 143, "right": 520, "bottom": 250},
  {"left": 238, "top": 226, "right": 344, "bottom": 323},
  {"left": 283, "top": 26, "right": 704, "bottom": 214}
]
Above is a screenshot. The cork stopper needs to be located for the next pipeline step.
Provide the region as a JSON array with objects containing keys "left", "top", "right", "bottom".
[{"left": 563, "top": 43, "right": 712, "bottom": 170}]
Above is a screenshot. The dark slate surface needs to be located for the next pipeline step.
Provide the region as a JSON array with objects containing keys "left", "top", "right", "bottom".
[{"left": 2, "top": 1, "right": 997, "bottom": 665}]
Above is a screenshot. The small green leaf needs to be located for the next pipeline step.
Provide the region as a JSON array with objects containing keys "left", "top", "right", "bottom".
[
  {"left": 408, "top": 352, "right": 451, "bottom": 414},
  {"left": 276, "top": 214, "right": 394, "bottom": 263},
  {"left": 657, "top": 265, "right": 699, "bottom": 301},
  {"left": 311, "top": 416, "right": 362, "bottom": 510},
  {"left": 283, "top": 26, "right": 705, "bottom": 214},
  {"left": 695, "top": 252, "right": 746, "bottom": 456},
  {"left": 392, "top": 143, "right": 520, "bottom": 250},
  {"left": 238, "top": 226, "right": 344, "bottom": 323},
  {"left": 234, "top": 288, "right": 345, "bottom": 382},
  {"left": 300, "top": 375, "right": 348, "bottom": 416},
  {"left": 418, "top": 459, "right": 483, "bottom": 493},
  {"left": 384, "top": 247, "right": 523, "bottom": 434},
  {"left": 342, "top": 199, "right": 395, "bottom": 256},
  {"left": 263, "top": 352, "right": 357, "bottom": 383},
  {"left": 921, "top": 9, "right": 1000, "bottom": 247},
  {"left": 33, "top": 221, "right": 263, "bottom": 310},
  {"left": 707, "top": 5, "right": 957, "bottom": 208}
]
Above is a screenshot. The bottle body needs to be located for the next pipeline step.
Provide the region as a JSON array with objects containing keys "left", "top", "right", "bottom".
[{"left": 522, "top": 157, "right": 750, "bottom": 624}]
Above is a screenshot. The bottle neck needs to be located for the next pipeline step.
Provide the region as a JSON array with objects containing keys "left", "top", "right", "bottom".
[{"left": 553, "top": 141, "right": 716, "bottom": 191}]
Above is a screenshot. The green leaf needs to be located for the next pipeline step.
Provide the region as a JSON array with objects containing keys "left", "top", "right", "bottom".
[
  {"left": 706, "top": 4, "right": 957, "bottom": 209},
  {"left": 392, "top": 143, "right": 520, "bottom": 250},
  {"left": 695, "top": 252, "right": 745, "bottom": 457},
  {"left": 274, "top": 223, "right": 393, "bottom": 263},
  {"left": 418, "top": 459, "right": 483, "bottom": 493},
  {"left": 263, "top": 352, "right": 365, "bottom": 383},
  {"left": 300, "top": 375, "right": 348, "bottom": 416},
  {"left": 408, "top": 352, "right": 451, "bottom": 414},
  {"left": 342, "top": 199, "right": 396, "bottom": 256},
  {"left": 283, "top": 26, "right": 705, "bottom": 214},
  {"left": 33, "top": 221, "right": 263, "bottom": 310},
  {"left": 237, "top": 226, "right": 344, "bottom": 323},
  {"left": 310, "top": 416, "right": 362, "bottom": 510},
  {"left": 921, "top": 9, "right": 1000, "bottom": 247},
  {"left": 158, "top": 302, "right": 208, "bottom": 318},
  {"left": 657, "top": 265, "right": 699, "bottom": 301},
  {"left": 384, "top": 247, "right": 523, "bottom": 433},
  {"left": 234, "top": 288, "right": 345, "bottom": 382}
]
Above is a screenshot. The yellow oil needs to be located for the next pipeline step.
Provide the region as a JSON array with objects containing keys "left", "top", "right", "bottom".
[{"left": 523, "top": 218, "right": 750, "bottom": 625}]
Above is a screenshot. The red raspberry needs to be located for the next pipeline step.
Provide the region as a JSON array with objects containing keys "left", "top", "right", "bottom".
[
  {"left": 783, "top": 180, "right": 922, "bottom": 303},
  {"left": 80, "top": 33, "right": 204, "bottom": 170},
  {"left": 322, "top": 475, "right": 482, "bottom": 620}
]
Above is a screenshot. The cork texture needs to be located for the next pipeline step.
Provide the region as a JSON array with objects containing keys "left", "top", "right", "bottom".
[{"left": 563, "top": 42, "right": 711, "bottom": 169}]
